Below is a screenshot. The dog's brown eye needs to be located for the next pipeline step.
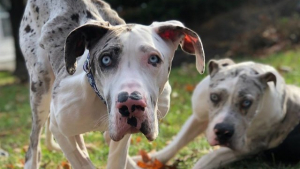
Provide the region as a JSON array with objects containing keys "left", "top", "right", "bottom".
[
  {"left": 241, "top": 99, "right": 252, "bottom": 109},
  {"left": 101, "top": 55, "right": 112, "bottom": 66},
  {"left": 210, "top": 93, "right": 220, "bottom": 103}
]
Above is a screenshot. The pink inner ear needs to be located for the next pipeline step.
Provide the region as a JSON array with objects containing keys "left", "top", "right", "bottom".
[
  {"left": 159, "top": 30, "right": 179, "bottom": 41},
  {"left": 183, "top": 34, "right": 197, "bottom": 53}
]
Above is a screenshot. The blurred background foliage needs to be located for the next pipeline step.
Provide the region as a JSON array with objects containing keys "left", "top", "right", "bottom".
[
  {"left": 106, "top": 0, "right": 300, "bottom": 67},
  {"left": 0, "top": 0, "right": 300, "bottom": 81},
  {"left": 107, "top": 0, "right": 244, "bottom": 24}
]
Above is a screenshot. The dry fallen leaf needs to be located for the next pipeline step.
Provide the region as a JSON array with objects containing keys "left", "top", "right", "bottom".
[
  {"left": 136, "top": 136, "right": 142, "bottom": 143},
  {"left": 22, "top": 145, "right": 29, "bottom": 153},
  {"left": 61, "top": 161, "right": 71, "bottom": 169},
  {"left": 185, "top": 84, "right": 195, "bottom": 92},
  {"left": 6, "top": 164, "right": 14, "bottom": 169},
  {"left": 153, "top": 159, "right": 164, "bottom": 169},
  {"left": 137, "top": 150, "right": 177, "bottom": 169},
  {"left": 139, "top": 150, "right": 151, "bottom": 163}
]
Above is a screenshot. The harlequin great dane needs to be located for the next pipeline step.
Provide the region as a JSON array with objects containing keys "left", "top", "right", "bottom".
[
  {"left": 134, "top": 59, "right": 300, "bottom": 168},
  {"left": 19, "top": 0, "right": 205, "bottom": 169}
]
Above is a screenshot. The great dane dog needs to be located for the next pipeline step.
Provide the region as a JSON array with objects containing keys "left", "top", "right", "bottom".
[
  {"left": 19, "top": 0, "right": 205, "bottom": 168},
  {"left": 134, "top": 59, "right": 300, "bottom": 168}
]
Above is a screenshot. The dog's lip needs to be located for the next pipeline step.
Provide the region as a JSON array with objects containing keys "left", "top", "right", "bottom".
[
  {"left": 110, "top": 116, "right": 156, "bottom": 141},
  {"left": 109, "top": 126, "right": 133, "bottom": 141},
  {"left": 144, "top": 133, "right": 157, "bottom": 141},
  {"left": 213, "top": 138, "right": 232, "bottom": 148},
  {"left": 208, "top": 138, "right": 231, "bottom": 147},
  {"left": 110, "top": 126, "right": 153, "bottom": 141}
]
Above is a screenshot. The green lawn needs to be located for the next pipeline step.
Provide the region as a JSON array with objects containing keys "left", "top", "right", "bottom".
[{"left": 0, "top": 50, "right": 300, "bottom": 169}]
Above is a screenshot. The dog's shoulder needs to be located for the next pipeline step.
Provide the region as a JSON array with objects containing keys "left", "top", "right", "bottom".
[
  {"left": 266, "top": 84, "right": 300, "bottom": 150},
  {"left": 90, "top": 0, "right": 125, "bottom": 25}
]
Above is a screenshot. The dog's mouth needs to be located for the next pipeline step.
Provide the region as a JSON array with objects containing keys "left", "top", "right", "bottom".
[
  {"left": 208, "top": 136, "right": 234, "bottom": 149},
  {"left": 215, "top": 139, "right": 231, "bottom": 147},
  {"left": 105, "top": 89, "right": 159, "bottom": 142},
  {"left": 211, "top": 138, "right": 242, "bottom": 151},
  {"left": 108, "top": 106, "right": 158, "bottom": 142}
]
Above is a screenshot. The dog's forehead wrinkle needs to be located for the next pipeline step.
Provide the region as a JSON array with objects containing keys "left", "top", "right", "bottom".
[
  {"left": 210, "top": 74, "right": 237, "bottom": 91},
  {"left": 138, "top": 45, "right": 161, "bottom": 56},
  {"left": 213, "top": 68, "right": 264, "bottom": 95},
  {"left": 139, "top": 45, "right": 152, "bottom": 53},
  {"left": 91, "top": 33, "right": 123, "bottom": 58},
  {"left": 236, "top": 75, "right": 264, "bottom": 93},
  {"left": 237, "top": 90, "right": 252, "bottom": 100}
]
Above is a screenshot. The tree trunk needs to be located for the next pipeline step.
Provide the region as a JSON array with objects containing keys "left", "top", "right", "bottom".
[{"left": 9, "top": 0, "right": 28, "bottom": 82}]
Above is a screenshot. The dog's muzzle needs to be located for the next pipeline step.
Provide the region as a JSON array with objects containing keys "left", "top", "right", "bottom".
[
  {"left": 116, "top": 91, "right": 146, "bottom": 127},
  {"left": 214, "top": 123, "right": 234, "bottom": 146}
]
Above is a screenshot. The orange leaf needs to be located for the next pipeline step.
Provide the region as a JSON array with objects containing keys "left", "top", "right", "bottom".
[
  {"left": 6, "top": 164, "right": 14, "bottom": 169},
  {"left": 153, "top": 159, "right": 164, "bottom": 169},
  {"left": 139, "top": 150, "right": 151, "bottom": 163},
  {"left": 136, "top": 136, "right": 142, "bottom": 143},
  {"left": 61, "top": 161, "right": 71, "bottom": 169},
  {"left": 137, "top": 161, "right": 152, "bottom": 168},
  {"left": 19, "top": 159, "right": 25, "bottom": 166},
  {"left": 185, "top": 84, "right": 195, "bottom": 92},
  {"left": 137, "top": 150, "right": 177, "bottom": 169}
]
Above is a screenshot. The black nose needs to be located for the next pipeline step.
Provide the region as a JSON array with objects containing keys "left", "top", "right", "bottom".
[
  {"left": 118, "top": 92, "right": 129, "bottom": 103},
  {"left": 214, "top": 123, "right": 234, "bottom": 143},
  {"left": 129, "top": 91, "right": 142, "bottom": 100}
]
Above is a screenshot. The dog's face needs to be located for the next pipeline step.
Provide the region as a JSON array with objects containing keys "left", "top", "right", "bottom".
[
  {"left": 205, "top": 59, "right": 276, "bottom": 151},
  {"left": 64, "top": 21, "right": 205, "bottom": 141}
]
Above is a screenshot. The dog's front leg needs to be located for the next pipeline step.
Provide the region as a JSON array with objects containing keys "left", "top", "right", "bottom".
[
  {"left": 50, "top": 117, "right": 95, "bottom": 169},
  {"left": 107, "top": 134, "right": 132, "bottom": 169},
  {"left": 131, "top": 114, "right": 207, "bottom": 164},
  {"left": 156, "top": 115, "right": 207, "bottom": 163},
  {"left": 45, "top": 118, "right": 61, "bottom": 152},
  {"left": 193, "top": 147, "right": 246, "bottom": 169}
]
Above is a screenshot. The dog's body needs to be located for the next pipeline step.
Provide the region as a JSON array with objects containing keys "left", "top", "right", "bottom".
[
  {"left": 138, "top": 59, "right": 300, "bottom": 169},
  {"left": 19, "top": 0, "right": 205, "bottom": 168}
]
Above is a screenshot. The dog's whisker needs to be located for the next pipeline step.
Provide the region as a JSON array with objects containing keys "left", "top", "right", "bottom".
[{"left": 94, "top": 114, "right": 109, "bottom": 127}]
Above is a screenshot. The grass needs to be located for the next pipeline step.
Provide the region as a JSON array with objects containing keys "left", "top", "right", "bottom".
[{"left": 0, "top": 50, "right": 300, "bottom": 169}]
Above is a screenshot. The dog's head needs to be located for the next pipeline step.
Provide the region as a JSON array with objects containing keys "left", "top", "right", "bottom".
[
  {"left": 205, "top": 59, "right": 276, "bottom": 151},
  {"left": 64, "top": 21, "right": 205, "bottom": 141}
]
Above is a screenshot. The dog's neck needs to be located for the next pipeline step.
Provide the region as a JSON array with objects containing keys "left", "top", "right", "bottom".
[{"left": 83, "top": 53, "right": 106, "bottom": 104}]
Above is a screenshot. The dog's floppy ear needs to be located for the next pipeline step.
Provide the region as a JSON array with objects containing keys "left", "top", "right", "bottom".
[
  {"left": 151, "top": 21, "right": 205, "bottom": 74},
  {"left": 208, "top": 58, "right": 235, "bottom": 77},
  {"left": 208, "top": 59, "right": 220, "bottom": 77},
  {"left": 258, "top": 72, "right": 277, "bottom": 86},
  {"left": 64, "top": 22, "right": 111, "bottom": 75}
]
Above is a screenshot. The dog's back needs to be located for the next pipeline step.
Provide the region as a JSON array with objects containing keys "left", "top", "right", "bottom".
[{"left": 19, "top": 0, "right": 125, "bottom": 77}]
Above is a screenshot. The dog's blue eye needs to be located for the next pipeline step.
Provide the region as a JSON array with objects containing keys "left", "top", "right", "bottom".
[
  {"left": 148, "top": 55, "right": 160, "bottom": 65},
  {"left": 241, "top": 100, "right": 252, "bottom": 109},
  {"left": 101, "top": 56, "right": 112, "bottom": 66},
  {"left": 210, "top": 93, "right": 220, "bottom": 103}
]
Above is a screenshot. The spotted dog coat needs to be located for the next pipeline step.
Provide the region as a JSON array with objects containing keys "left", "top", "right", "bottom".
[
  {"left": 133, "top": 59, "right": 300, "bottom": 169},
  {"left": 19, "top": 0, "right": 205, "bottom": 169}
]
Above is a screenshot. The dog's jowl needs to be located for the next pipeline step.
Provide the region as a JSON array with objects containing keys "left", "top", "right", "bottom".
[{"left": 19, "top": 0, "right": 205, "bottom": 168}]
